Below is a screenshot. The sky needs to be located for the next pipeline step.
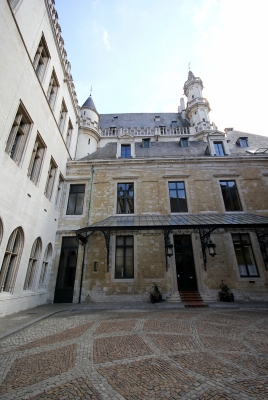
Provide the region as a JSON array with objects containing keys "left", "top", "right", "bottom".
[{"left": 55, "top": 0, "right": 268, "bottom": 135}]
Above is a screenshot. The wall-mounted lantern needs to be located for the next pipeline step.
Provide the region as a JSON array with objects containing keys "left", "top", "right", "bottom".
[
  {"left": 207, "top": 240, "right": 217, "bottom": 257},
  {"left": 165, "top": 240, "right": 174, "bottom": 257}
]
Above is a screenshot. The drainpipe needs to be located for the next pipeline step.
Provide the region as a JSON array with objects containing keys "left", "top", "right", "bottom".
[{"left": 78, "top": 165, "right": 94, "bottom": 303}]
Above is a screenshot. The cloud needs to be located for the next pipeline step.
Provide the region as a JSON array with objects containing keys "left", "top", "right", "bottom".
[
  {"left": 103, "top": 28, "right": 111, "bottom": 50},
  {"left": 92, "top": 0, "right": 100, "bottom": 9}
]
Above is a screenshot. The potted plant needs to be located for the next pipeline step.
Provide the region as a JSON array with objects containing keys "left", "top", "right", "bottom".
[
  {"left": 150, "top": 283, "right": 162, "bottom": 303},
  {"left": 219, "top": 280, "right": 234, "bottom": 302}
]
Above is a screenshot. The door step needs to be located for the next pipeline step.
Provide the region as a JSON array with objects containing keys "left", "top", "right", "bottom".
[{"left": 179, "top": 291, "right": 208, "bottom": 308}]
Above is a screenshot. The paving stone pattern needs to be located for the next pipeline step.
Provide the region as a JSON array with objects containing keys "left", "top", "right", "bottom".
[{"left": 0, "top": 308, "right": 268, "bottom": 399}]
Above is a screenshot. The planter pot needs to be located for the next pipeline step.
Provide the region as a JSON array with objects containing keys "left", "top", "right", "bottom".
[
  {"left": 150, "top": 294, "right": 162, "bottom": 303},
  {"left": 219, "top": 292, "right": 234, "bottom": 302}
]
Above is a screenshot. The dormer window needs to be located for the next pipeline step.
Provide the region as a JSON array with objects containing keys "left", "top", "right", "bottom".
[
  {"left": 214, "top": 142, "right": 225, "bottom": 156},
  {"left": 121, "top": 145, "right": 131, "bottom": 158},
  {"left": 155, "top": 116, "right": 160, "bottom": 122},
  {"left": 180, "top": 138, "right": 189, "bottom": 148},
  {"left": 142, "top": 138, "right": 150, "bottom": 148},
  {"left": 237, "top": 137, "right": 248, "bottom": 147}
]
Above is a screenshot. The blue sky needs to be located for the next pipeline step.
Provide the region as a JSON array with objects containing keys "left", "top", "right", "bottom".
[{"left": 56, "top": 0, "right": 268, "bottom": 135}]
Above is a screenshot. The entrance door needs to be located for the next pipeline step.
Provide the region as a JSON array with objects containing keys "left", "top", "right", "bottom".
[
  {"left": 54, "top": 237, "right": 78, "bottom": 303},
  {"left": 174, "top": 235, "right": 197, "bottom": 291}
]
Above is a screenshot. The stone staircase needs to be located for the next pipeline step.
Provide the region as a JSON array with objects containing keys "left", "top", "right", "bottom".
[
  {"left": 179, "top": 290, "right": 208, "bottom": 307},
  {"left": 166, "top": 292, "right": 182, "bottom": 303}
]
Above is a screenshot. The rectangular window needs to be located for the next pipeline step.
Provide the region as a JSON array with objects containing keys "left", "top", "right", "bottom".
[
  {"left": 44, "top": 157, "right": 57, "bottom": 200},
  {"left": 220, "top": 181, "right": 242, "bottom": 211},
  {"left": 117, "top": 183, "right": 134, "bottom": 214},
  {"left": 59, "top": 99, "right": 68, "bottom": 134},
  {"left": 66, "top": 184, "right": 85, "bottom": 215},
  {"left": 121, "top": 144, "right": 131, "bottom": 159},
  {"left": 169, "top": 182, "right": 188, "bottom": 212},
  {"left": 232, "top": 234, "right": 259, "bottom": 277},
  {"left": 55, "top": 173, "right": 64, "bottom": 208},
  {"left": 33, "top": 34, "right": 50, "bottom": 82},
  {"left": 28, "top": 133, "right": 46, "bottom": 185},
  {"left": 240, "top": 138, "right": 248, "bottom": 147},
  {"left": 66, "top": 119, "right": 73, "bottom": 150},
  {"left": 5, "top": 103, "right": 33, "bottom": 164},
  {"left": 181, "top": 138, "right": 189, "bottom": 147},
  {"left": 115, "top": 236, "right": 134, "bottom": 279},
  {"left": 214, "top": 142, "right": 225, "bottom": 156},
  {"left": 143, "top": 138, "right": 150, "bottom": 148},
  {"left": 47, "top": 68, "right": 59, "bottom": 109}
]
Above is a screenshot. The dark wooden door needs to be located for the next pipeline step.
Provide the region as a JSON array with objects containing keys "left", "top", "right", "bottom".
[
  {"left": 54, "top": 237, "right": 78, "bottom": 303},
  {"left": 174, "top": 235, "right": 197, "bottom": 291}
]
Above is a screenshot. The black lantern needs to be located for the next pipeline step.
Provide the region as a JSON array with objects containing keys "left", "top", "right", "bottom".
[
  {"left": 207, "top": 240, "right": 217, "bottom": 257},
  {"left": 165, "top": 240, "right": 174, "bottom": 257}
]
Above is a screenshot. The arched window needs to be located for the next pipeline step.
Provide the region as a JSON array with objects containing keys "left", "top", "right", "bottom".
[
  {"left": 24, "top": 237, "right": 42, "bottom": 290},
  {"left": 39, "top": 243, "right": 52, "bottom": 288},
  {"left": 0, "top": 227, "right": 24, "bottom": 293}
]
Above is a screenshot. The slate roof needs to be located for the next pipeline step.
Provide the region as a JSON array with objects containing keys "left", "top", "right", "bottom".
[
  {"left": 99, "top": 113, "right": 190, "bottom": 129},
  {"left": 80, "top": 141, "right": 207, "bottom": 161},
  {"left": 81, "top": 96, "right": 97, "bottom": 111},
  {"left": 226, "top": 130, "right": 268, "bottom": 155}
]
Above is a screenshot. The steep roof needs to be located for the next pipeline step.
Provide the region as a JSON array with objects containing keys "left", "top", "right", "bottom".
[
  {"left": 226, "top": 130, "right": 268, "bottom": 155},
  {"left": 99, "top": 113, "right": 190, "bottom": 129},
  {"left": 81, "top": 95, "right": 97, "bottom": 111}
]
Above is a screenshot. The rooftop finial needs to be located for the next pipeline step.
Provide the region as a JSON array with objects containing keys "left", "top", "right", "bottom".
[
  {"left": 90, "top": 86, "right": 92, "bottom": 96},
  {"left": 188, "top": 61, "right": 191, "bottom": 71}
]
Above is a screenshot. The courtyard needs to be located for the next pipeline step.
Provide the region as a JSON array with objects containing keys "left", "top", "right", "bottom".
[{"left": 0, "top": 305, "right": 268, "bottom": 399}]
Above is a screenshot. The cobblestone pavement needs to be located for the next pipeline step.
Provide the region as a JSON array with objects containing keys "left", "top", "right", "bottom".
[{"left": 1, "top": 308, "right": 268, "bottom": 399}]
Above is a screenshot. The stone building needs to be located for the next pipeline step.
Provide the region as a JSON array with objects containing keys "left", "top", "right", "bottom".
[{"left": 1, "top": 0, "right": 268, "bottom": 316}]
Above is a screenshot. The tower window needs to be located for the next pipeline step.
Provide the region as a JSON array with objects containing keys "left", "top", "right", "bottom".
[
  {"left": 202, "top": 118, "right": 205, "bottom": 122},
  {"left": 192, "top": 95, "right": 194, "bottom": 99}
]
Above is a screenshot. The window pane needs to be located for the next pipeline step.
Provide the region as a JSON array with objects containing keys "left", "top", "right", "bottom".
[
  {"left": 220, "top": 180, "right": 242, "bottom": 211},
  {"left": 117, "top": 237, "right": 124, "bottom": 246},
  {"left": 232, "top": 234, "right": 259, "bottom": 277},
  {"left": 115, "top": 236, "right": 134, "bottom": 278},
  {"left": 66, "top": 193, "right": 75, "bottom": 214},
  {"left": 178, "top": 198, "right": 188, "bottom": 212},
  {"left": 75, "top": 193, "right": 84, "bottom": 214},
  {"left": 121, "top": 145, "right": 131, "bottom": 158},
  {"left": 214, "top": 142, "right": 225, "bottom": 156},
  {"left": 168, "top": 182, "right": 176, "bottom": 190}
]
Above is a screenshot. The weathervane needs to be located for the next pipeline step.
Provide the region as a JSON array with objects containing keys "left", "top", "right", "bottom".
[
  {"left": 188, "top": 61, "right": 191, "bottom": 71},
  {"left": 90, "top": 86, "right": 92, "bottom": 96}
]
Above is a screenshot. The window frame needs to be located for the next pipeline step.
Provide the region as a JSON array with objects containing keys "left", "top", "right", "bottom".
[
  {"left": 115, "top": 235, "right": 134, "bottom": 279},
  {"left": 33, "top": 34, "right": 50, "bottom": 83},
  {"left": 66, "top": 184, "right": 86, "bottom": 215},
  {"left": 220, "top": 180, "right": 242, "bottom": 212},
  {"left": 117, "top": 183, "right": 134, "bottom": 214},
  {"left": 142, "top": 138, "right": 150, "bottom": 148},
  {"left": 24, "top": 237, "right": 42, "bottom": 291},
  {"left": 121, "top": 144, "right": 131, "bottom": 159},
  {"left": 168, "top": 181, "right": 188, "bottom": 213},
  {"left": 5, "top": 102, "right": 33, "bottom": 165},
  {"left": 214, "top": 141, "right": 225, "bottom": 156},
  {"left": 180, "top": 138, "right": 189, "bottom": 148},
  {"left": 44, "top": 157, "right": 58, "bottom": 200},
  {"left": 28, "top": 133, "right": 46, "bottom": 185},
  {"left": 47, "top": 68, "right": 60, "bottom": 110},
  {"left": 232, "top": 233, "right": 259, "bottom": 278},
  {"left": 0, "top": 227, "right": 24, "bottom": 293}
]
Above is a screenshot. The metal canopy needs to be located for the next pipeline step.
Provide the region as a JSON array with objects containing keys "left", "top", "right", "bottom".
[
  {"left": 77, "top": 213, "right": 268, "bottom": 235},
  {"left": 76, "top": 213, "right": 268, "bottom": 271}
]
